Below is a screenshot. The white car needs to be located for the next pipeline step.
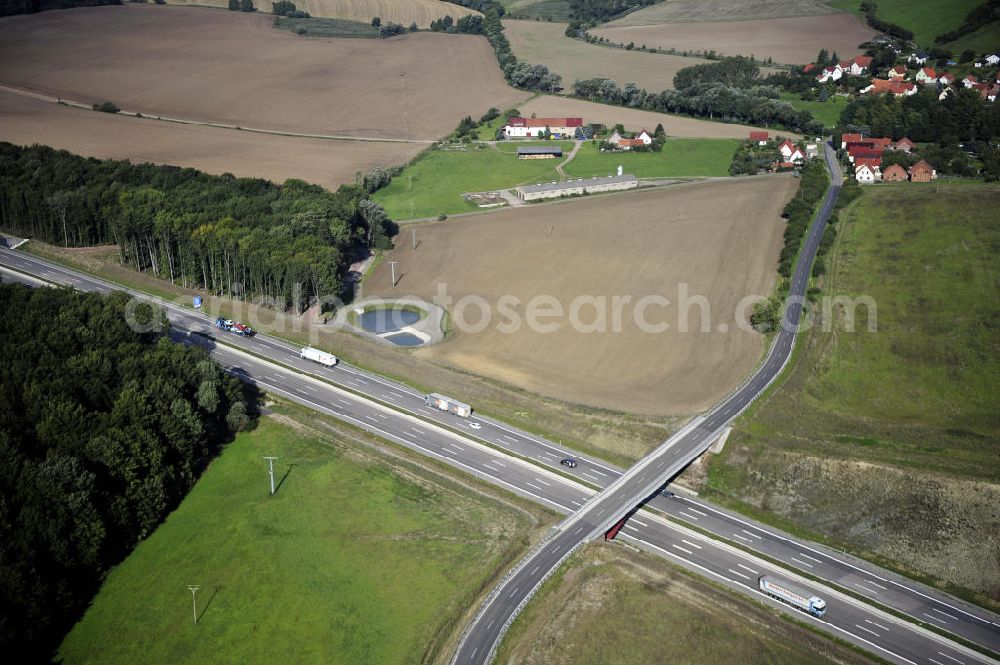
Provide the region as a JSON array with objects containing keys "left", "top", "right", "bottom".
[{"left": 468, "top": 422, "right": 482, "bottom": 430}]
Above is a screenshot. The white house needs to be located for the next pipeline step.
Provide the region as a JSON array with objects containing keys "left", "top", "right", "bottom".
[
  {"left": 778, "top": 139, "right": 805, "bottom": 163},
  {"left": 986, "top": 54, "right": 1000, "bottom": 65},
  {"left": 855, "top": 163, "right": 880, "bottom": 183},
  {"left": 840, "top": 55, "right": 873, "bottom": 76},
  {"left": 504, "top": 116, "right": 583, "bottom": 138},
  {"left": 816, "top": 65, "right": 843, "bottom": 83},
  {"left": 908, "top": 51, "right": 929, "bottom": 65},
  {"left": 635, "top": 129, "right": 654, "bottom": 145}
]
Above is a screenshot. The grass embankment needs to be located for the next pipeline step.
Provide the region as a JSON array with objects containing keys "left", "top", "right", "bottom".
[
  {"left": 829, "top": 0, "right": 981, "bottom": 45},
  {"left": 779, "top": 92, "right": 848, "bottom": 129},
  {"left": 372, "top": 141, "right": 571, "bottom": 220},
  {"left": 274, "top": 16, "right": 380, "bottom": 38},
  {"left": 503, "top": 0, "right": 571, "bottom": 21},
  {"left": 563, "top": 138, "right": 738, "bottom": 179},
  {"left": 22, "top": 241, "right": 674, "bottom": 469},
  {"left": 58, "top": 404, "right": 548, "bottom": 665},
  {"left": 497, "top": 543, "right": 879, "bottom": 665},
  {"left": 700, "top": 184, "right": 1000, "bottom": 608}
]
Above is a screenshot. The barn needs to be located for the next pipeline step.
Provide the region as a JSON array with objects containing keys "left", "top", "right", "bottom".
[{"left": 517, "top": 146, "right": 563, "bottom": 159}]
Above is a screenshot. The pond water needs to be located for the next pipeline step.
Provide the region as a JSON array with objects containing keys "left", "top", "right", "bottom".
[
  {"left": 383, "top": 332, "right": 425, "bottom": 347},
  {"left": 359, "top": 308, "right": 421, "bottom": 334}
]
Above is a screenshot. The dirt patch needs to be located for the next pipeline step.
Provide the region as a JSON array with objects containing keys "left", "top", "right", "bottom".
[
  {"left": 0, "top": 90, "right": 423, "bottom": 188},
  {"left": 0, "top": 4, "right": 527, "bottom": 140},
  {"left": 365, "top": 177, "right": 796, "bottom": 416},
  {"left": 593, "top": 14, "right": 876, "bottom": 66},
  {"left": 504, "top": 19, "right": 713, "bottom": 91},
  {"left": 608, "top": 0, "right": 843, "bottom": 23},
  {"left": 518, "top": 95, "right": 801, "bottom": 139},
  {"left": 167, "top": 0, "right": 478, "bottom": 27}
]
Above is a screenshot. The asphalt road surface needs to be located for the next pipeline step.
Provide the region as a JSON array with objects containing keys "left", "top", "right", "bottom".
[{"left": 1, "top": 153, "right": 997, "bottom": 665}]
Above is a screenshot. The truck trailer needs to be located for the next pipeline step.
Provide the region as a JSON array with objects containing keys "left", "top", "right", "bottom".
[
  {"left": 424, "top": 393, "right": 472, "bottom": 418},
  {"left": 300, "top": 347, "right": 338, "bottom": 367},
  {"left": 758, "top": 576, "right": 827, "bottom": 618},
  {"left": 215, "top": 317, "right": 256, "bottom": 337}
]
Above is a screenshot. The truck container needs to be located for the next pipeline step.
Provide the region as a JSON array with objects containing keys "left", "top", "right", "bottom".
[
  {"left": 301, "top": 347, "right": 337, "bottom": 367},
  {"left": 215, "top": 317, "right": 256, "bottom": 337},
  {"left": 758, "top": 575, "right": 826, "bottom": 618},
  {"left": 424, "top": 392, "right": 472, "bottom": 418}
]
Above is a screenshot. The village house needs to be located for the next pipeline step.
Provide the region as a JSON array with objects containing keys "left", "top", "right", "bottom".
[
  {"left": 778, "top": 139, "right": 805, "bottom": 163},
  {"left": 855, "top": 163, "right": 880, "bottom": 183},
  {"left": 963, "top": 75, "right": 979, "bottom": 89},
  {"left": 504, "top": 116, "right": 583, "bottom": 139},
  {"left": 861, "top": 78, "right": 917, "bottom": 97},
  {"left": 939, "top": 72, "right": 956, "bottom": 86},
  {"left": 749, "top": 131, "right": 769, "bottom": 146},
  {"left": 908, "top": 160, "right": 936, "bottom": 182},
  {"left": 635, "top": 129, "right": 654, "bottom": 145},
  {"left": 816, "top": 65, "right": 843, "bottom": 83},
  {"left": 882, "top": 163, "right": 907, "bottom": 181},
  {"left": 915, "top": 67, "right": 937, "bottom": 85},
  {"left": 842, "top": 55, "right": 873, "bottom": 76},
  {"left": 805, "top": 143, "right": 819, "bottom": 159},
  {"left": 847, "top": 144, "right": 885, "bottom": 164},
  {"left": 908, "top": 51, "right": 929, "bottom": 65},
  {"left": 841, "top": 133, "right": 863, "bottom": 149},
  {"left": 888, "top": 65, "right": 907, "bottom": 79},
  {"left": 892, "top": 137, "right": 915, "bottom": 153}
]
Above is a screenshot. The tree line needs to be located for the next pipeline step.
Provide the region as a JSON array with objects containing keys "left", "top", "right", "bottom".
[
  {"left": 568, "top": 0, "right": 658, "bottom": 23},
  {"left": 0, "top": 143, "right": 398, "bottom": 312},
  {"left": 935, "top": 0, "right": 1000, "bottom": 44},
  {"left": 858, "top": 1, "right": 914, "bottom": 41},
  {"left": 0, "top": 282, "right": 257, "bottom": 660},
  {"left": 0, "top": 0, "right": 119, "bottom": 16}
]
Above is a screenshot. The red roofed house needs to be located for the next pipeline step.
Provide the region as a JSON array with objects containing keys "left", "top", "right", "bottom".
[
  {"left": 504, "top": 117, "right": 583, "bottom": 138},
  {"left": 908, "top": 160, "right": 936, "bottom": 182},
  {"left": 855, "top": 163, "right": 880, "bottom": 183},
  {"left": 963, "top": 75, "right": 979, "bottom": 89},
  {"left": 892, "top": 137, "right": 916, "bottom": 153},
  {"left": 840, "top": 133, "right": 863, "bottom": 149},
  {"left": 939, "top": 72, "right": 956, "bottom": 85},
  {"left": 888, "top": 66, "right": 907, "bottom": 79},
  {"left": 750, "top": 131, "right": 769, "bottom": 145},
  {"left": 882, "top": 163, "right": 907, "bottom": 181},
  {"left": 862, "top": 79, "right": 917, "bottom": 96},
  {"left": 778, "top": 139, "right": 805, "bottom": 163},
  {"left": 802, "top": 63, "right": 816, "bottom": 74},
  {"left": 843, "top": 55, "right": 873, "bottom": 76},
  {"left": 617, "top": 138, "right": 646, "bottom": 150},
  {"left": 868, "top": 137, "right": 892, "bottom": 149},
  {"left": 915, "top": 67, "right": 937, "bottom": 84},
  {"left": 847, "top": 145, "right": 884, "bottom": 163}
]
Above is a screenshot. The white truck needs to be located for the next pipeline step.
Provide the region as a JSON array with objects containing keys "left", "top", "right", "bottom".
[
  {"left": 758, "top": 575, "right": 827, "bottom": 618},
  {"left": 300, "top": 347, "right": 338, "bottom": 367},
  {"left": 424, "top": 393, "right": 472, "bottom": 418}
]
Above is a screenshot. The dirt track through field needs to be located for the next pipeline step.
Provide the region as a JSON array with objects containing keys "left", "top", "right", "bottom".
[
  {"left": 366, "top": 177, "right": 797, "bottom": 416},
  {"left": 594, "top": 14, "right": 876, "bottom": 66},
  {"left": 0, "top": 4, "right": 528, "bottom": 140},
  {"left": 0, "top": 90, "right": 425, "bottom": 188},
  {"left": 518, "top": 95, "right": 801, "bottom": 139}
]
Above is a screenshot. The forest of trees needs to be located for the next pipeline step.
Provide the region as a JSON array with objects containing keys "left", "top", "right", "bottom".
[
  {"left": 0, "top": 0, "right": 120, "bottom": 17},
  {"left": 568, "top": 0, "right": 658, "bottom": 23},
  {"left": 0, "top": 282, "right": 257, "bottom": 659},
  {"left": 0, "top": 143, "right": 397, "bottom": 312}
]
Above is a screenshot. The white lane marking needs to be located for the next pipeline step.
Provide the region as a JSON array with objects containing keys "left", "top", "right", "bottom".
[
  {"left": 733, "top": 533, "right": 752, "bottom": 543},
  {"left": 381, "top": 393, "right": 395, "bottom": 400},
  {"left": 508, "top": 586, "right": 519, "bottom": 599},
  {"left": 855, "top": 582, "right": 880, "bottom": 595},
  {"left": 366, "top": 415, "right": 379, "bottom": 422},
  {"left": 588, "top": 468, "right": 609, "bottom": 477},
  {"left": 582, "top": 471, "right": 601, "bottom": 481},
  {"left": 482, "top": 463, "right": 501, "bottom": 472},
  {"left": 728, "top": 568, "right": 750, "bottom": 580},
  {"left": 741, "top": 529, "right": 762, "bottom": 539},
  {"left": 486, "top": 619, "right": 494, "bottom": 630},
  {"left": 570, "top": 500, "right": 582, "bottom": 506},
  {"left": 501, "top": 435, "right": 517, "bottom": 442},
  {"left": 449, "top": 442, "right": 465, "bottom": 450},
  {"left": 866, "top": 580, "right": 887, "bottom": 590},
  {"left": 631, "top": 518, "right": 649, "bottom": 528},
  {"left": 929, "top": 659, "right": 947, "bottom": 665},
  {"left": 491, "top": 460, "right": 506, "bottom": 467},
  {"left": 931, "top": 607, "right": 959, "bottom": 620},
  {"left": 672, "top": 543, "right": 693, "bottom": 555},
  {"left": 530, "top": 565, "right": 540, "bottom": 575},
  {"left": 302, "top": 385, "right": 317, "bottom": 393},
  {"left": 936, "top": 652, "right": 964, "bottom": 665},
  {"left": 532, "top": 477, "right": 550, "bottom": 486},
  {"left": 791, "top": 557, "right": 814, "bottom": 568},
  {"left": 525, "top": 481, "right": 546, "bottom": 492},
  {"left": 738, "top": 563, "right": 759, "bottom": 575},
  {"left": 855, "top": 623, "right": 880, "bottom": 637},
  {"left": 683, "top": 506, "right": 707, "bottom": 516},
  {"left": 679, "top": 510, "right": 701, "bottom": 521},
  {"left": 681, "top": 539, "right": 702, "bottom": 550},
  {"left": 471, "top": 647, "right": 477, "bottom": 658},
  {"left": 797, "top": 553, "right": 822, "bottom": 563},
  {"left": 865, "top": 619, "right": 889, "bottom": 632},
  {"left": 924, "top": 613, "right": 948, "bottom": 625}
]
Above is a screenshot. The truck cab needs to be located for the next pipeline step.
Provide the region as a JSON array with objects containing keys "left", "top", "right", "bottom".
[{"left": 808, "top": 597, "right": 827, "bottom": 618}]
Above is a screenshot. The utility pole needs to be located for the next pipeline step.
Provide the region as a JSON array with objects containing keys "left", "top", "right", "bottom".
[
  {"left": 187, "top": 585, "right": 200, "bottom": 624},
  {"left": 263, "top": 456, "right": 278, "bottom": 495},
  {"left": 411, "top": 229, "right": 417, "bottom": 250},
  {"left": 389, "top": 261, "right": 398, "bottom": 287}
]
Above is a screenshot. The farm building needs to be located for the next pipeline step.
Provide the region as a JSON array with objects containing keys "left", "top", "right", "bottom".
[
  {"left": 504, "top": 117, "right": 583, "bottom": 139},
  {"left": 517, "top": 146, "right": 563, "bottom": 159},
  {"left": 750, "top": 131, "right": 769, "bottom": 145},
  {"left": 516, "top": 173, "right": 638, "bottom": 201},
  {"left": 882, "top": 164, "right": 907, "bottom": 181},
  {"left": 909, "top": 160, "right": 936, "bottom": 182}
]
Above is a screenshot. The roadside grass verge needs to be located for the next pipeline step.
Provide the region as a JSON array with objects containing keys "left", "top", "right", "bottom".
[
  {"left": 701, "top": 183, "right": 1000, "bottom": 609},
  {"left": 496, "top": 542, "right": 882, "bottom": 665},
  {"left": 563, "top": 138, "right": 739, "bottom": 179},
  {"left": 372, "top": 141, "right": 572, "bottom": 220},
  {"left": 57, "top": 403, "right": 549, "bottom": 665}
]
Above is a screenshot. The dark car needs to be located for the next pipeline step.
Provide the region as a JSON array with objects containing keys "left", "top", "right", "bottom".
[{"left": 560, "top": 458, "right": 578, "bottom": 468}]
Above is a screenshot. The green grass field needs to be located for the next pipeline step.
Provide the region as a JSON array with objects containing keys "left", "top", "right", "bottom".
[
  {"left": 57, "top": 410, "right": 536, "bottom": 665},
  {"left": 829, "top": 0, "right": 981, "bottom": 45},
  {"left": 944, "top": 21, "right": 1000, "bottom": 55},
  {"left": 780, "top": 93, "right": 849, "bottom": 129},
  {"left": 563, "top": 138, "right": 738, "bottom": 178},
  {"left": 502, "top": 0, "right": 571, "bottom": 20},
  {"left": 372, "top": 141, "right": 569, "bottom": 220},
  {"left": 702, "top": 183, "right": 1000, "bottom": 604}
]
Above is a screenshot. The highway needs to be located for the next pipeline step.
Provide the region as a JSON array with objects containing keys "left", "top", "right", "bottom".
[{"left": 1, "top": 153, "right": 998, "bottom": 665}]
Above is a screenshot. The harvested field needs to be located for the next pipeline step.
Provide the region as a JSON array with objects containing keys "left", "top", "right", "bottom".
[
  {"left": 0, "top": 90, "right": 422, "bottom": 189},
  {"left": 607, "top": 0, "right": 841, "bottom": 23},
  {"left": 504, "top": 19, "right": 712, "bottom": 91},
  {"left": 518, "top": 95, "right": 800, "bottom": 139},
  {"left": 366, "top": 177, "right": 797, "bottom": 416},
  {"left": 0, "top": 5, "right": 527, "bottom": 140},
  {"left": 167, "top": 0, "right": 478, "bottom": 27},
  {"left": 593, "top": 14, "right": 876, "bottom": 66}
]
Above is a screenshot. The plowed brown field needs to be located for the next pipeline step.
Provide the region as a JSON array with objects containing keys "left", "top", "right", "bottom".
[
  {"left": 0, "top": 90, "right": 423, "bottom": 188},
  {"left": 0, "top": 4, "right": 527, "bottom": 140},
  {"left": 365, "top": 177, "right": 797, "bottom": 416}
]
